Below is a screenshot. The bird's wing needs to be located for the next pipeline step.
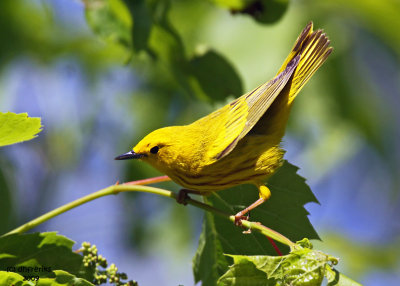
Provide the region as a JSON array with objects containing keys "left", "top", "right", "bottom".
[{"left": 205, "top": 55, "right": 300, "bottom": 161}]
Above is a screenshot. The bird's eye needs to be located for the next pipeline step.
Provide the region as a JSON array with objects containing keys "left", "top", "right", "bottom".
[{"left": 150, "top": 146, "right": 159, "bottom": 154}]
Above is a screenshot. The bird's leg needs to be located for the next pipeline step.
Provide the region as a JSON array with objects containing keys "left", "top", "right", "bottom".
[
  {"left": 177, "top": 189, "right": 209, "bottom": 205},
  {"left": 234, "top": 183, "right": 271, "bottom": 226}
]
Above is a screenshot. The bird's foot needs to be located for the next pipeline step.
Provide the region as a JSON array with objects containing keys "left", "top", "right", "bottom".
[
  {"left": 176, "top": 189, "right": 191, "bottom": 205},
  {"left": 234, "top": 212, "right": 250, "bottom": 226}
]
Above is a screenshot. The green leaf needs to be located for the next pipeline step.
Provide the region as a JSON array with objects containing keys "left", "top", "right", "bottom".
[
  {"left": 250, "top": 0, "right": 289, "bottom": 24},
  {"left": 38, "top": 270, "right": 94, "bottom": 286},
  {"left": 122, "top": 0, "right": 152, "bottom": 52},
  {"left": 148, "top": 24, "right": 186, "bottom": 65},
  {"left": 192, "top": 212, "right": 231, "bottom": 285},
  {"left": 219, "top": 242, "right": 340, "bottom": 286},
  {"left": 0, "top": 161, "right": 16, "bottom": 234},
  {"left": 217, "top": 259, "right": 273, "bottom": 286},
  {"left": 0, "top": 112, "right": 42, "bottom": 147},
  {"left": 148, "top": 24, "right": 204, "bottom": 99},
  {"left": 0, "top": 232, "right": 94, "bottom": 281},
  {"left": 189, "top": 50, "right": 243, "bottom": 101},
  {"left": 86, "top": 0, "right": 241, "bottom": 102},
  {"left": 0, "top": 271, "right": 31, "bottom": 286},
  {"left": 84, "top": 0, "right": 132, "bottom": 48},
  {"left": 193, "top": 161, "right": 319, "bottom": 286},
  {"left": 0, "top": 270, "right": 94, "bottom": 286}
]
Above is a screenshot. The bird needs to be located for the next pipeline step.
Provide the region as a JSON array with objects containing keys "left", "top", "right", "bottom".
[{"left": 115, "top": 22, "right": 332, "bottom": 224}]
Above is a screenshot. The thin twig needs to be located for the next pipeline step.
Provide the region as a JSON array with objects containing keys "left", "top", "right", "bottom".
[{"left": 3, "top": 177, "right": 296, "bottom": 251}]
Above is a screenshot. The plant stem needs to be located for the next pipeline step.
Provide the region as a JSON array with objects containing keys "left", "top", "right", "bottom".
[
  {"left": 186, "top": 197, "right": 295, "bottom": 250},
  {"left": 3, "top": 176, "right": 296, "bottom": 250},
  {"left": 4, "top": 184, "right": 173, "bottom": 236}
]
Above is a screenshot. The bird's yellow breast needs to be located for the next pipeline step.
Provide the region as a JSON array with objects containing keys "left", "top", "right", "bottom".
[{"left": 160, "top": 133, "right": 285, "bottom": 191}]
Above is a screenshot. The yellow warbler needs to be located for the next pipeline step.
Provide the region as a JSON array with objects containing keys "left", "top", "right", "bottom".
[{"left": 116, "top": 22, "right": 332, "bottom": 223}]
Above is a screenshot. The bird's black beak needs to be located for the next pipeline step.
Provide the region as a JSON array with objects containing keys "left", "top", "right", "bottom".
[{"left": 114, "top": 151, "right": 145, "bottom": 160}]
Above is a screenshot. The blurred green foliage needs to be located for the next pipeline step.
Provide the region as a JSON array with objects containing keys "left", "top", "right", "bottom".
[
  {"left": 314, "top": 233, "right": 400, "bottom": 278},
  {"left": 85, "top": 0, "right": 132, "bottom": 49},
  {"left": 211, "top": 0, "right": 289, "bottom": 24},
  {"left": 85, "top": 0, "right": 244, "bottom": 102},
  {"left": 0, "top": 0, "right": 399, "bottom": 285}
]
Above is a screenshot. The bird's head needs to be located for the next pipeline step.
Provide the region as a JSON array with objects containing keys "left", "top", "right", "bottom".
[{"left": 115, "top": 126, "right": 183, "bottom": 173}]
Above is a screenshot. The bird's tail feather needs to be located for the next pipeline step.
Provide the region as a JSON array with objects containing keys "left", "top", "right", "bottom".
[{"left": 278, "top": 22, "right": 333, "bottom": 104}]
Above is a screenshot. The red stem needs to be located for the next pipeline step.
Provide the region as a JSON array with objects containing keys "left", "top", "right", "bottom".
[
  {"left": 266, "top": 236, "right": 282, "bottom": 256},
  {"left": 122, "top": 175, "right": 171, "bottom": 185}
]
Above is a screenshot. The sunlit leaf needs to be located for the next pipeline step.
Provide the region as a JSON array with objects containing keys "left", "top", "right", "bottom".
[
  {"left": 0, "top": 270, "right": 94, "bottom": 286},
  {"left": 218, "top": 240, "right": 342, "bottom": 286},
  {"left": 0, "top": 271, "right": 35, "bottom": 286},
  {"left": 0, "top": 112, "right": 42, "bottom": 147},
  {"left": 41, "top": 270, "right": 94, "bottom": 286}
]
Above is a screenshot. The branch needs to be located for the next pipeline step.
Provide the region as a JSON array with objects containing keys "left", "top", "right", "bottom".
[{"left": 3, "top": 176, "right": 296, "bottom": 250}]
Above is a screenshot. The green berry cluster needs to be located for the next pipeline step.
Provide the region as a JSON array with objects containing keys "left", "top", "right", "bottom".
[
  {"left": 80, "top": 242, "right": 138, "bottom": 286},
  {"left": 82, "top": 242, "right": 104, "bottom": 268}
]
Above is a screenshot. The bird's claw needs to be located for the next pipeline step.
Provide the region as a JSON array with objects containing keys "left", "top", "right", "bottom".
[
  {"left": 176, "top": 189, "right": 191, "bottom": 205},
  {"left": 234, "top": 213, "right": 249, "bottom": 226}
]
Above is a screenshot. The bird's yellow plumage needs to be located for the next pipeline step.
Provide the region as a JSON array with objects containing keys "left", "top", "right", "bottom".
[{"left": 116, "top": 22, "right": 332, "bottom": 221}]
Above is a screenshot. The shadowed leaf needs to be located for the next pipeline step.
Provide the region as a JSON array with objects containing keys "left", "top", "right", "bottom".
[
  {"left": 122, "top": 0, "right": 152, "bottom": 52},
  {"left": 0, "top": 232, "right": 94, "bottom": 281},
  {"left": 189, "top": 50, "right": 243, "bottom": 101}
]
